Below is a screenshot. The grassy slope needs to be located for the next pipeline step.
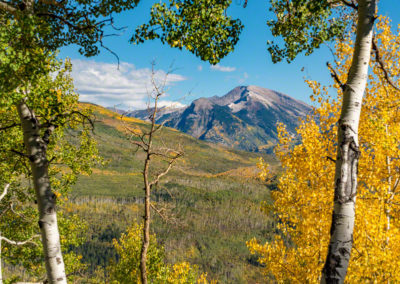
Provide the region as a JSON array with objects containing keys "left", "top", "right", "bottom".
[{"left": 72, "top": 103, "right": 277, "bottom": 283}]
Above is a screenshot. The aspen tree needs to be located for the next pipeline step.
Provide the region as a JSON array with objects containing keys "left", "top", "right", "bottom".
[
  {"left": 248, "top": 16, "right": 400, "bottom": 283},
  {"left": 321, "top": 1, "right": 376, "bottom": 281},
  {"left": 0, "top": 56, "right": 98, "bottom": 282},
  {"left": 265, "top": 1, "right": 378, "bottom": 281}
]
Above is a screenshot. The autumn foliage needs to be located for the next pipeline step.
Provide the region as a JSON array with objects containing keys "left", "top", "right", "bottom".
[
  {"left": 248, "top": 17, "right": 400, "bottom": 282},
  {"left": 108, "top": 223, "right": 214, "bottom": 284}
]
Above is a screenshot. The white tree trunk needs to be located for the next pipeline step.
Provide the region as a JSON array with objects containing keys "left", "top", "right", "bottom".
[
  {"left": 0, "top": 231, "right": 2, "bottom": 284},
  {"left": 17, "top": 101, "right": 67, "bottom": 284},
  {"left": 0, "top": 185, "right": 8, "bottom": 284},
  {"left": 385, "top": 125, "right": 394, "bottom": 246},
  {"left": 321, "top": 0, "right": 376, "bottom": 283}
]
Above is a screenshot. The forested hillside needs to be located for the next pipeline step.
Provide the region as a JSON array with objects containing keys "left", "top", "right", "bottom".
[{"left": 69, "top": 103, "right": 277, "bottom": 283}]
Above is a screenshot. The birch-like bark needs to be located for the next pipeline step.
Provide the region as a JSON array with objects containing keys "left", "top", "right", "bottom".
[
  {"left": 17, "top": 101, "right": 67, "bottom": 284},
  {"left": 0, "top": 184, "right": 8, "bottom": 284},
  {"left": 0, "top": 231, "right": 2, "bottom": 284},
  {"left": 321, "top": 0, "right": 376, "bottom": 283},
  {"left": 385, "top": 154, "right": 392, "bottom": 245},
  {"left": 384, "top": 125, "right": 393, "bottom": 246}
]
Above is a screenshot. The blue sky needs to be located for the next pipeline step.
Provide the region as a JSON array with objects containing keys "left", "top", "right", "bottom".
[{"left": 60, "top": 0, "right": 400, "bottom": 110}]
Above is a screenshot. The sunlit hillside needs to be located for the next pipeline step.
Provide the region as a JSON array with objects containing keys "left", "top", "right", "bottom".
[{"left": 71, "top": 103, "right": 278, "bottom": 283}]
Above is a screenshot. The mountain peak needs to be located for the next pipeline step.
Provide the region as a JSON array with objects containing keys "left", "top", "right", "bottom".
[{"left": 127, "top": 86, "right": 311, "bottom": 152}]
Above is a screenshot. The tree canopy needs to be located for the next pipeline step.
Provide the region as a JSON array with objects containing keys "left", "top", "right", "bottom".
[
  {"left": 266, "top": 0, "right": 354, "bottom": 63},
  {"left": 0, "top": 0, "right": 242, "bottom": 65},
  {"left": 132, "top": 0, "right": 243, "bottom": 64}
]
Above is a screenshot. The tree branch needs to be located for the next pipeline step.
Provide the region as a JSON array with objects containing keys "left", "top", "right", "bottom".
[
  {"left": 0, "top": 1, "right": 17, "bottom": 14},
  {"left": 150, "top": 202, "right": 178, "bottom": 225},
  {"left": 0, "top": 205, "right": 10, "bottom": 220},
  {"left": 340, "top": 0, "right": 357, "bottom": 9},
  {"left": 372, "top": 37, "right": 400, "bottom": 92},
  {"left": 149, "top": 148, "right": 181, "bottom": 159},
  {"left": 150, "top": 203, "right": 168, "bottom": 222},
  {"left": 0, "top": 123, "right": 18, "bottom": 131},
  {"left": 149, "top": 152, "right": 183, "bottom": 188},
  {"left": 36, "top": 12, "right": 93, "bottom": 31},
  {"left": 1, "top": 234, "right": 40, "bottom": 246},
  {"left": 326, "top": 62, "right": 346, "bottom": 92},
  {"left": 10, "top": 201, "right": 31, "bottom": 221},
  {"left": 37, "top": 0, "right": 63, "bottom": 7},
  {"left": 326, "top": 156, "right": 336, "bottom": 163},
  {"left": 122, "top": 123, "right": 149, "bottom": 149},
  {"left": 99, "top": 34, "right": 121, "bottom": 69},
  {"left": 392, "top": 177, "right": 400, "bottom": 194},
  {"left": 129, "top": 140, "right": 147, "bottom": 150},
  {"left": 10, "top": 149, "right": 30, "bottom": 159}
]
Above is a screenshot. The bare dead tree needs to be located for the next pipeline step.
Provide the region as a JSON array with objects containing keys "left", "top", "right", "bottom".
[{"left": 120, "top": 62, "right": 183, "bottom": 284}]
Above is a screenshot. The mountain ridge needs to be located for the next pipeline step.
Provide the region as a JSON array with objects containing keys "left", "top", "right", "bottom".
[{"left": 127, "top": 85, "right": 311, "bottom": 152}]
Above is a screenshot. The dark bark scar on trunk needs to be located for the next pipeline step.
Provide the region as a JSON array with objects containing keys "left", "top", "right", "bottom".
[{"left": 336, "top": 123, "right": 360, "bottom": 204}]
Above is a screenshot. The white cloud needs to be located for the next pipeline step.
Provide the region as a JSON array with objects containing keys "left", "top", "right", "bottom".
[
  {"left": 210, "top": 64, "right": 236, "bottom": 72},
  {"left": 157, "top": 100, "right": 186, "bottom": 109},
  {"left": 197, "top": 65, "right": 203, "bottom": 71},
  {"left": 71, "top": 59, "right": 186, "bottom": 109},
  {"left": 238, "top": 72, "right": 249, "bottom": 84}
]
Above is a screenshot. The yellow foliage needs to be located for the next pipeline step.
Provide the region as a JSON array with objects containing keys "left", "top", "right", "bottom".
[
  {"left": 248, "top": 17, "right": 400, "bottom": 283},
  {"left": 167, "top": 262, "right": 198, "bottom": 284},
  {"left": 79, "top": 102, "right": 144, "bottom": 124},
  {"left": 56, "top": 89, "right": 62, "bottom": 102},
  {"left": 197, "top": 273, "right": 217, "bottom": 284},
  {"left": 109, "top": 223, "right": 213, "bottom": 284},
  {"left": 256, "top": 157, "right": 270, "bottom": 181}
]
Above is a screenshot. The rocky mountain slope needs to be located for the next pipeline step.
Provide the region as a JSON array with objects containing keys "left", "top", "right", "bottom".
[{"left": 128, "top": 85, "right": 311, "bottom": 152}]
